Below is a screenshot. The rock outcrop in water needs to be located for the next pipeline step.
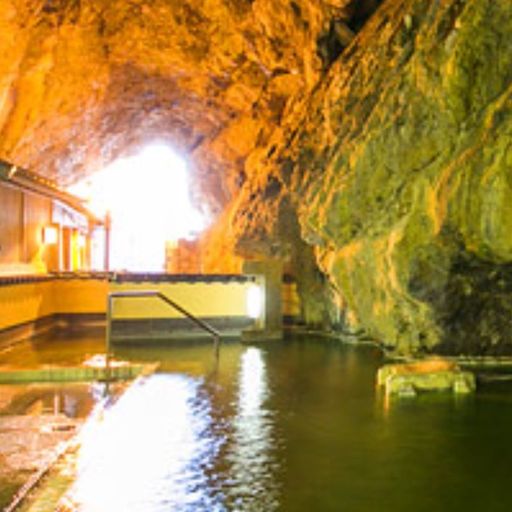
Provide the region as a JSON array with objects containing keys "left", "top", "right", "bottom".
[
  {"left": 377, "top": 360, "right": 476, "bottom": 396},
  {"left": 1, "top": 0, "right": 511, "bottom": 355}
]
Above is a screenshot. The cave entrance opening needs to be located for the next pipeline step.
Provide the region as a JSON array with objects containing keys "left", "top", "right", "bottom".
[{"left": 69, "top": 144, "right": 205, "bottom": 272}]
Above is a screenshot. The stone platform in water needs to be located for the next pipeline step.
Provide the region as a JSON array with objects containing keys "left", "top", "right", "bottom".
[
  {"left": 0, "top": 365, "right": 147, "bottom": 384},
  {"left": 377, "top": 359, "right": 476, "bottom": 397}
]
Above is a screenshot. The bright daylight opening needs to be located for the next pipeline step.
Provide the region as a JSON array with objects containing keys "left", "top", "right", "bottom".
[{"left": 69, "top": 144, "right": 205, "bottom": 272}]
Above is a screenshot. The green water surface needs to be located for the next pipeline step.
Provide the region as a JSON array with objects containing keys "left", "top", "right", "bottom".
[{"left": 2, "top": 332, "right": 512, "bottom": 511}]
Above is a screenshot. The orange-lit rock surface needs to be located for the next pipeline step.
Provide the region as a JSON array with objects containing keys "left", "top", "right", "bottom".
[
  {"left": 0, "top": 0, "right": 371, "bottom": 212},
  {"left": 2, "top": 0, "right": 512, "bottom": 354},
  {"left": 225, "top": 0, "right": 512, "bottom": 354}
]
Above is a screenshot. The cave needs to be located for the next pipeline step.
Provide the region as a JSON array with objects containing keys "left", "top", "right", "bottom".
[{"left": 1, "top": 0, "right": 512, "bottom": 510}]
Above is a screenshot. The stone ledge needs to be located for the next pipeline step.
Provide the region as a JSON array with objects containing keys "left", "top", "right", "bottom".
[
  {"left": 377, "top": 360, "right": 476, "bottom": 396},
  {"left": 241, "top": 328, "right": 283, "bottom": 342},
  {"left": 0, "top": 365, "right": 150, "bottom": 384}
]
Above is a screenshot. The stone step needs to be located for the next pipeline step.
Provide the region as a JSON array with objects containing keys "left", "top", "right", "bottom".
[{"left": 0, "top": 364, "right": 151, "bottom": 384}]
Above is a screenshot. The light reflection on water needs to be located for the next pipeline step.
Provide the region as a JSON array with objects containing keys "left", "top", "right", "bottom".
[
  {"left": 6, "top": 337, "right": 512, "bottom": 511},
  {"left": 69, "top": 374, "right": 224, "bottom": 511},
  {"left": 67, "top": 347, "right": 279, "bottom": 511},
  {"left": 225, "top": 347, "right": 279, "bottom": 511}
]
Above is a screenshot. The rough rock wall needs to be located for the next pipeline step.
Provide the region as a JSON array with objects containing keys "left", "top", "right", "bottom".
[
  {"left": 0, "top": 0, "right": 371, "bottom": 215},
  {"left": 1, "top": 0, "right": 511, "bottom": 355},
  {"left": 0, "top": 0, "right": 377, "bottom": 330},
  {"left": 228, "top": 0, "right": 512, "bottom": 354}
]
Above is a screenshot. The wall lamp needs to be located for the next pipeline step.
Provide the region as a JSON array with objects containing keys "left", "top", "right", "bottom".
[
  {"left": 77, "top": 233, "right": 87, "bottom": 248},
  {"left": 42, "top": 225, "right": 59, "bottom": 245},
  {"left": 247, "top": 282, "right": 264, "bottom": 320}
]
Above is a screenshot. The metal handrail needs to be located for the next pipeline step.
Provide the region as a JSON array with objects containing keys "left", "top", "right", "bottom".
[{"left": 105, "top": 290, "right": 221, "bottom": 355}]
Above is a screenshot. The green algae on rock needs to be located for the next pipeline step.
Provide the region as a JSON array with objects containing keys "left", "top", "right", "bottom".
[
  {"left": 1, "top": 0, "right": 511, "bottom": 355},
  {"left": 224, "top": 0, "right": 512, "bottom": 355}
]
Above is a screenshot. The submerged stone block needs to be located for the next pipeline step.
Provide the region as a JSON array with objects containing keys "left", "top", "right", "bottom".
[{"left": 377, "top": 359, "right": 476, "bottom": 396}]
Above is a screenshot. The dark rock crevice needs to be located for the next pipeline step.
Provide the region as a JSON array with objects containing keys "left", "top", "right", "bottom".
[
  {"left": 430, "top": 249, "right": 512, "bottom": 356},
  {"left": 226, "top": 0, "right": 512, "bottom": 355}
]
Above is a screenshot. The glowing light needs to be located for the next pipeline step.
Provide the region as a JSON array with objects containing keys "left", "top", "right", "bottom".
[
  {"left": 68, "top": 144, "right": 206, "bottom": 271},
  {"left": 77, "top": 233, "right": 87, "bottom": 248},
  {"left": 226, "top": 347, "right": 279, "bottom": 508},
  {"left": 238, "top": 347, "right": 266, "bottom": 415},
  {"left": 246, "top": 284, "right": 263, "bottom": 319},
  {"left": 42, "top": 225, "right": 58, "bottom": 245},
  {"left": 68, "top": 374, "right": 221, "bottom": 511}
]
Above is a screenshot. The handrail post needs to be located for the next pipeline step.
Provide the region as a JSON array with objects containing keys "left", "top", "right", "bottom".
[
  {"left": 213, "top": 335, "right": 220, "bottom": 360},
  {"left": 105, "top": 293, "right": 113, "bottom": 386}
]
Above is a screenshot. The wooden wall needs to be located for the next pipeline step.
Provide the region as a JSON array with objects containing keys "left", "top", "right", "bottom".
[{"left": 0, "top": 183, "right": 52, "bottom": 272}]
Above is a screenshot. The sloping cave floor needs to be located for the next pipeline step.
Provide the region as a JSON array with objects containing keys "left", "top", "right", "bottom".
[{"left": 0, "top": 331, "right": 132, "bottom": 511}]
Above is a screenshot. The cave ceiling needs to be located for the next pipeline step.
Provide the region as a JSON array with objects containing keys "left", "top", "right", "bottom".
[
  {"left": 3, "top": 0, "right": 512, "bottom": 355},
  {"left": 0, "top": 0, "right": 380, "bottom": 212}
]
